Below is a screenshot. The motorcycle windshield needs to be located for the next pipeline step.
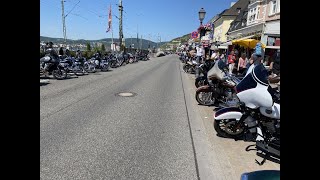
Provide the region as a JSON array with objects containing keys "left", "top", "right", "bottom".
[
  {"left": 207, "top": 60, "right": 225, "bottom": 81},
  {"left": 236, "top": 63, "right": 272, "bottom": 109},
  {"left": 236, "top": 63, "right": 268, "bottom": 93}
]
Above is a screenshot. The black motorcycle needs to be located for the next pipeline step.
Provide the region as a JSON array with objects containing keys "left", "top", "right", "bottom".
[
  {"left": 59, "top": 56, "right": 85, "bottom": 76},
  {"left": 195, "top": 60, "right": 245, "bottom": 88},
  {"left": 40, "top": 56, "right": 67, "bottom": 80}
]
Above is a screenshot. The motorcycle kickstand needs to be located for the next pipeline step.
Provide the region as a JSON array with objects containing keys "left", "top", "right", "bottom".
[{"left": 255, "top": 152, "right": 269, "bottom": 166}]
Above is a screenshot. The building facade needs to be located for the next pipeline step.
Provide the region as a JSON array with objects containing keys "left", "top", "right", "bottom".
[
  {"left": 261, "top": 0, "right": 280, "bottom": 48},
  {"left": 226, "top": 0, "right": 266, "bottom": 41},
  {"left": 212, "top": 0, "right": 250, "bottom": 43}
]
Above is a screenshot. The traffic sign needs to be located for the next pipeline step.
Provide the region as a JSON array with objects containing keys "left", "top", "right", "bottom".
[{"left": 191, "top": 31, "right": 198, "bottom": 39}]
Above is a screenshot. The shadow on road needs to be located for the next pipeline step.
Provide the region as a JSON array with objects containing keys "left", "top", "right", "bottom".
[{"left": 40, "top": 82, "right": 50, "bottom": 86}]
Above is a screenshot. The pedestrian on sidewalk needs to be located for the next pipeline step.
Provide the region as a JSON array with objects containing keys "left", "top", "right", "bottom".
[
  {"left": 237, "top": 53, "right": 247, "bottom": 75},
  {"left": 227, "top": 50, "right": 236, "bottom": 74},
  {"left": 195, "top": 45, "right": 204, "bottom": 78}
]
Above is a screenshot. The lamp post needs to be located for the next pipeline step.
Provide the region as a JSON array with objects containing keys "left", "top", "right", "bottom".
[
  {"left": 198, "top": 8, "right": 206, "bottom": 44},
  {"left": 195, "top": 8, "right": 206, "bottom": 78}
]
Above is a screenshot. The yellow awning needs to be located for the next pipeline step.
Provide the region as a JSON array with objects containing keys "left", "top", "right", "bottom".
[{"left": 232, "top": 39, "right": 266, "bottom": 49}]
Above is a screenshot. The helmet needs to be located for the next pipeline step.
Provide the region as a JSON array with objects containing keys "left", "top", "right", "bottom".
[{"left": 47, "top": 42, "right": 53, "bottom": 48}]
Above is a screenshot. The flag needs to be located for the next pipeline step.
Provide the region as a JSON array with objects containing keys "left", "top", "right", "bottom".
[{"left": 106, "top": 4, "right": 112, "bottom": 32}]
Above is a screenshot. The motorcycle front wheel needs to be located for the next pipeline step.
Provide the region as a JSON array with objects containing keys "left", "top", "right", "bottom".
[
  {"left": 214, "top": 119, "right": 245, "bottom": 138},
  {"left": 195, "top": 76, "right": 208, "bottom": 88},
  {"left": 195, "top": 90, "right": 216, "bottom": 106},
  {"left": 183, "top": 64, "right": 189, "bottom": 73},
  {"left": 52, "top": 68, "right": 67, "bottom": 80},
  {"left": 101, "top": 64, "right": 109, "bottom": 72},
  {"left": 74, "top": 67, "right": 84, "bottom": 76}
]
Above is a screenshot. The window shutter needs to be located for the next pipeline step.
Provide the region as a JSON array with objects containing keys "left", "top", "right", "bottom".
[{"left": 268, "top": 1, "right": 272, "bottom": 16}]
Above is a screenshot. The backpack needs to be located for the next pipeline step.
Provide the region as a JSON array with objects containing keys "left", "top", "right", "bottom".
[{"left": 255, "top": 42, "right": 263, "bottom": 56}]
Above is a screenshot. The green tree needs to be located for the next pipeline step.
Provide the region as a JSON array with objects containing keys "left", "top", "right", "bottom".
[
  {"left": 101, "top": 44, "right": 106, "bottom": 53},
  {"left": 86, "top": 43, "right": 91, "bottom": 52},
  {"left": 93, "top": 46, "right": 99, "bottom": 53}
]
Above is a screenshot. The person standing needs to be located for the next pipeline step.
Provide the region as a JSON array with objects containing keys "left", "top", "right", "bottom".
[
  {"left": 195, "top": 45, "right": 204, "bottom": 78},
  {"left": 269, "top": 49, "right": 280, "bottom": 77},
  {"left": 58, "top": 47, "right": 64, "bottom": 56},
  {"left": 237, "top": 53, "right": 247, "bottom": 75},
  {"left": 210, "top": 50, "right": 217, "bottom": 61},
  {"left": 227, "top": 50, "right": 236, "bottom": 74}
]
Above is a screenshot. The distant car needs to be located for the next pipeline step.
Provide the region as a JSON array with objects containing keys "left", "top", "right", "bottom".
[{"left": 155, "top": 51, "right": 165, "bottom": 57}]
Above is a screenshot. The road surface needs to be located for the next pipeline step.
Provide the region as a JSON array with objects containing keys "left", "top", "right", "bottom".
[{"left": 40, "top": 55, "right": 198, "bottom": 180}]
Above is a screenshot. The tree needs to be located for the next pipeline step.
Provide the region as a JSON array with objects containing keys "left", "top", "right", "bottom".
[
  {"left": 101, "top": 44, "right": 106, "bottom": 53},
  {"left": 93, "top": 46, "right": 99, "bottom": 53},
  {"left": 86, "top": 43, "right": 91, "bottom": 52}
]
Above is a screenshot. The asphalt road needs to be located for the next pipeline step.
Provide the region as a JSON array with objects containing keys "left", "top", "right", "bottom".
[{"left": 40, "top": 55, "right": 199, "bottom": 180}]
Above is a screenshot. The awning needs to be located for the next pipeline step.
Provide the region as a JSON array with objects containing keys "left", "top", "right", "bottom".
[
  {"left": 216, "top": 34, "right": 257, "bottom": 47},
  {"left": 232, "top": 39, "right": 266, "bottom": 49},
  {"left": 265, "top": 46, "right": 280, "bottom": 49},
  {"left": 234, "top": 34, "right": 255, "bottom": 41}
]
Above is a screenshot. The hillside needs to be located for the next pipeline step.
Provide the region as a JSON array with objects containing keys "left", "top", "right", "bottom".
[
  {"left": 40, "top": 36, "right": 167, "bottom": 50},
  {"left": 171, "top": 33, "right": 190, "bottom": 43},
  {"left": 160, "top": 33, "right": 191, "bottom": 50}
]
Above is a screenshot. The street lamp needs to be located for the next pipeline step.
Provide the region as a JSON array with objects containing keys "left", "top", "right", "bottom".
[
  {"left": 198, "top": 8, "right": 206, "bottom": 44},
  {"left": 198, "top": 8, "right": 206, "bottom": 25}
]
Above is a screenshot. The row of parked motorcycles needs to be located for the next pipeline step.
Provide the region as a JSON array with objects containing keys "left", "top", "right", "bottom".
[
  {"left": 180, "top": 53, "right": 280, "bottom": 165},
  {"left": 40, "top": 48, "right": 150, "bottom": 80}
]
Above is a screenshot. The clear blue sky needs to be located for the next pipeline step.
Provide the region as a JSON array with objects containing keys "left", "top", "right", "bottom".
[{"left": 40, "top": 0, "right": 236, "bottom": 42}]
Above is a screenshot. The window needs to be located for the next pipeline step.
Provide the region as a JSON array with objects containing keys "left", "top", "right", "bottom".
[
  {"left": 269, "top": 0, "right": 278, "bottom": 15},
  {"left": 272, "top": 1, "right": 277, "bottom": 13},
  {"left": 257, "top": 7, "right": 260, "bottom": 19},
  {"left": 237, "top": 8, "right": 241, "bottom": 13}
]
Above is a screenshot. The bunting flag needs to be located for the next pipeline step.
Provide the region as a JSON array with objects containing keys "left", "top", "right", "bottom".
[
  {"left": 209, "top": 23, "right": 214, "bottom": 40},
  {"left": 106, "top": 4, "right": 112, "bottom": 32}
]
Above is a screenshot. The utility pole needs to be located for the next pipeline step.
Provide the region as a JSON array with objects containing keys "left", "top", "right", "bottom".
[
  {"left": 61, "top": 0, "right": 67, "bottom": 44},
  {"left": 140, "top": 35, "right": 143, "bottom": 50},
  {"left": 148, "top": 34, "right": 151, "bottom": 49},
  {"left": 118, "top": 0, "right": 124, "bottom": 51}
]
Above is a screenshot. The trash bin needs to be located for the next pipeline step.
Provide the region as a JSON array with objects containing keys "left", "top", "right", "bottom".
[{"left": 240, "top": 170, "right": 280, "bottom": 180}]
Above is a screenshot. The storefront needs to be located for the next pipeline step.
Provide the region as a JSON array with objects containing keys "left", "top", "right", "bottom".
[{"left": 261, "top": 20, "right": 280, "bottom": 64}]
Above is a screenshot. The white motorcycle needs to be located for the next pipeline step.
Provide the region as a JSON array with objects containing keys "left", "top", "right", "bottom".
[{"left": 213, "top": 63, "right": 280, "bottom": 165}]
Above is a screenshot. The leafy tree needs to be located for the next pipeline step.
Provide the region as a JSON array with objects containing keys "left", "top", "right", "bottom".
[
  {"left": 86, "top": 43, "right": 91, "bottom": 52},
  {"left": 93, "top": 46, "right": 100, "bottom": 53},
  {"left": 101, "top": 44, "right": 106, "bottom": 53}
]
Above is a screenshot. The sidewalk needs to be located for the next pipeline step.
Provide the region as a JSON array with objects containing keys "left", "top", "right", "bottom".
[{"left": 181, "top": 67, "right": 280, "bottom": 180}]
